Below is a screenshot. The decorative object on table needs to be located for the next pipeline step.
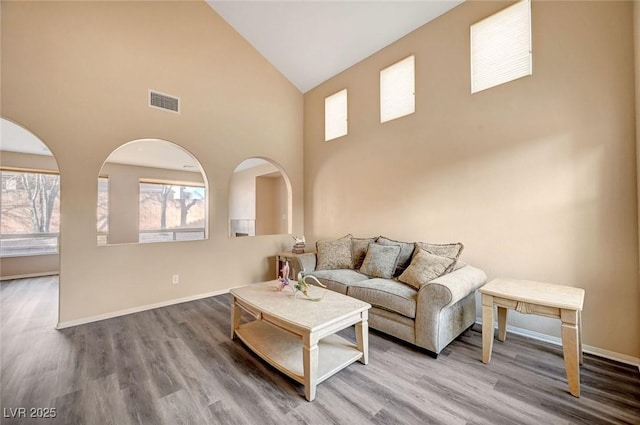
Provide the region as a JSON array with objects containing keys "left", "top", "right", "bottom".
[
  {"left": 277, "top": 261, "right": 292, "bottom": 291},
  {"left": 294, "top": 272, "right": 326, "bottom": 301},
  {"left": 292, "top": 235, "right": 306, "bottom": 254}
]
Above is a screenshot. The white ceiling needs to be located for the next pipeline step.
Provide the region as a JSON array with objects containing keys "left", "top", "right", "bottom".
[
  {"left": 207, "top": 0, "right": 464, "bottom": 93},
  {"left": 104, "top": 139, "right": 200, "bottom": 172},
  {"left": 1, "top": 119, "right": 52, "bottom": 156}
]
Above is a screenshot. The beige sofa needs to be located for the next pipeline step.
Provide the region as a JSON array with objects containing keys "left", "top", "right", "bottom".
[{"left": 295, "top": 236, "right": 487, "bottom": 357}]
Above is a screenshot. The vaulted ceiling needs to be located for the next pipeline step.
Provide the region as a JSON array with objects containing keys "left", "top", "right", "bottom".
[{"left": 207, "top": 1, "right": 464, "bottom": 93}]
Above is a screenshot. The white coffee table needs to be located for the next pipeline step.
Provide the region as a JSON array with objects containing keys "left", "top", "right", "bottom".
[{"left": 230, "top": 281, "right": 371, "bottom": 401}]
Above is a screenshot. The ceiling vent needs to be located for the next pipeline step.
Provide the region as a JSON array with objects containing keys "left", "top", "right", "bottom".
[{"left": 149, "top": 90, "right": 180, "bottom": 113}]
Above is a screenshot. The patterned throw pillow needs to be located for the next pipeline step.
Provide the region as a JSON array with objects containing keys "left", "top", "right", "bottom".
[
  {"left": 316, "top": 235, "right": 354, "bottom": 270},
  {"left": 377, "top": 236, "right": 415, "bottom": 276},
  {"left": 398, "top": 249, "right": 455, "bottom": 289},
  {"left": 352, "top": 237, "right": 377, "bottom": 270},
  {"left": 414, "top": 241, "right": 464, "bottom": 273},
  {"left": 359, "top": 242, "right": 402, "bottom": 279}
]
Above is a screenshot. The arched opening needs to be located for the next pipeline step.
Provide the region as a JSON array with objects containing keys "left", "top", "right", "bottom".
[
  {"left": 229, "top": 157, "right": 292, "bottom": 237},
  {"left": 0, "top": 117, "right": 61, "bottom": 323},
  {"left": 97, "top": 139, "right": 209, "bottom": 245}
]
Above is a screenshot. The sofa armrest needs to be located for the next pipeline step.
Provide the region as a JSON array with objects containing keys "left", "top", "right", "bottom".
[
  {"left": 414, "top": 265, "right": 487, "bottom": 353},
  {"left": 420, "top": 264, "right": 487, "bottom": 307},
  {"left": 295, "top": 252, "right": 317, "bottom": 274}
]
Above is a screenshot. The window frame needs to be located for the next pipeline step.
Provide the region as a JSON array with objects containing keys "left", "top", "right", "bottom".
[
  {"left": 324, "top": 88, "right": 348, "bottom": 142},
  {"left": 0, "top": 166, "right": 61, "bottom": 258},
  {"left": 137, "top": 178, "right": 207, "bottom": 244},
  {"left": 380, "top": 54, "right": 416, "bottom": 123},
  {"left": 470, "top": 0, "right": 532, "bottom": 94}
]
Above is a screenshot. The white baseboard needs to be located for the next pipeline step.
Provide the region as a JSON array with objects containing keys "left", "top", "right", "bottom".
[
  {"left": 475, "top": 319, "right": 640, "bottom": 371},
  {"left": 56, "top": 287, "right": 236, "bottom": 329}
]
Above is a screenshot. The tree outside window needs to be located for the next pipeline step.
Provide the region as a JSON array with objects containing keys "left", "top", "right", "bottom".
[
  {"left": 0, "top": 170, "right": 60, "bottom": 256},
  {"left": 138, "top": 182, "right": 205, "bottom": 243}
]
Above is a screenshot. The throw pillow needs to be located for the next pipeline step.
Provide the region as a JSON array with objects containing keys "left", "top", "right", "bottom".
[
  {"left": 398, "top": 249, "right": 455, "bottom": 289},
  {"left": 377, "top": 236, "right": 415, "bottom": 277},
  {"left": 316, "top": 235, "right": 353, "bottom": 270},
  {"left": 414, "top": 241, "right": 464, "bottom": 273},
  {"left": 352, "top": 237, "right": 377, "bottom": 270},
  {"left": 359, "top": 242, "right": 401, "bottom": 279}
]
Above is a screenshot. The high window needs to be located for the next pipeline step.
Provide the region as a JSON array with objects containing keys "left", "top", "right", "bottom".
[
  {"left": 138, "top": 181, "right": 206, "bottom": 243},
  {"left": 325, "top": 89, "right": 348, "bottom": 141},
  {"left": 0, "top": 169, "right": 60, "bottom": 256},
  {"left": 470, "top": 0, "right": 532, "bottom": 93},
  {"left": 380, "top": 55, "right": 415, "bottom": 123}
]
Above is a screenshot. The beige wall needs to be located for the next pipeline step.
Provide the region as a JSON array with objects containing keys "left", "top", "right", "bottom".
[
  {"left": 1, "top": 1, "right": 303, "bottom": 324},
  {"left": 1, "top": 151, "right": 60, "bottom": 278},
  {"left": 304, "top": 1, "right": 639, "bottom": 358},
  {"left": 635, "top": 1, "right": 640, "bottom": 359},
  {"left": 256, "top": 173, "right": 287, "bottom": 235},
  {"left": 229, "top": 161, "right": 290, "bottom": 236}
]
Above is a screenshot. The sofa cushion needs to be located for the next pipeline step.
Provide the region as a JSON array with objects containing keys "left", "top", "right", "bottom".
[
  {"left": 377, "top": 236, "right": 415, "bottom": 277},
  {"left": 352, "top": 237, "right": 377, "bottom": 270},
  {"left": 316, "top": 235, "right": 353, "bottom": 270},
  {"left": 359, "top": 243, "right": 401, "bottom": 279},
  {"left": 414, "top": 241, "right": 463, "bottom": 273},
  {"left": 398, "top": 249, "right": 455, "bottom": 289},
  {"left": 306, "top": 269, "right": 370, "bottom": 295},
  {"left": 348, "top": 278, "right": 418, "bottom": 319}
]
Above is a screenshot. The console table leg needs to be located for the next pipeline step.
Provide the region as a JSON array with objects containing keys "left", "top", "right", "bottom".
[
  {"left": 303, "top": 333, "right": 319, "bottom": 401},
  {"left": 497, "top": 306, "right": 508, "bottom": 342},
  {"left": 561, "top": 309, "right": 580, "bottom": 397},
  {"left": 482, "top": 294, "right": 495, "bottom": 363},
  {"left": 230, "top": 297, "right": 241, "bottom": 340}
]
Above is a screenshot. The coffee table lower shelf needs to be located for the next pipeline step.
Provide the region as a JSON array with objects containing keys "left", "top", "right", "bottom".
[{"left": 235, "top": 320, "right": 363, "bottom": 391}]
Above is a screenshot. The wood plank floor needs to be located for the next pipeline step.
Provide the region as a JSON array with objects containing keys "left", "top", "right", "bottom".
[{"left": 1, "top": 276, "right": 639, "bottom": 425}]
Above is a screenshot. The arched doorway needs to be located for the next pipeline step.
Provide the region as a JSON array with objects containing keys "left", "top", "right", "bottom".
[{"left": 0, "top": 117, "right": 61, "bottom": 324}]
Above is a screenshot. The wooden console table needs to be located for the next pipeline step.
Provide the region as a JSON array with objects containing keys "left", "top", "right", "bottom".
[
  {"left": 480, "top": 278, "right": 585, "bottom": 397},
  {"left": 275, "top": 251, "right": 314, "bottom": 279}
]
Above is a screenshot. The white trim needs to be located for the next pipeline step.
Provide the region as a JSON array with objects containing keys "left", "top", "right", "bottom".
[
  {"left": 0, "top": 271, "right": 59, "bottom": 281},
  {"left": 56, "top": 287, "right": 242, "bottom": 329},
  {"left": 476, "top": 320, "right": 640, "bottom": 371}
]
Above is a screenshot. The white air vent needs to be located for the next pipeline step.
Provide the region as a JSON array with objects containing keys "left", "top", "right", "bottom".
[{"left": 149, "top": 90, "right": 180, "bottom": 113}]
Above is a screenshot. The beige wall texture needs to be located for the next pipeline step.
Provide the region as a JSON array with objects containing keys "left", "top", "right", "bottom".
[
  {"left": 256, "top": 173, "right": 287, "bottom": 235},
  {"left": 2, "top": 1, "right": 303, "bottom": 324},
  {"left": 304, "top": 1, "right": 640, "bottom": 358},
  {"left": 635, "top": 1, "right": 640, "bottom": 352}
]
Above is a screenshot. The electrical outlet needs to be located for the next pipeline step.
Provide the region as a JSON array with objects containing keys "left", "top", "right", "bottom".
[{"left": 172, "top": 274, "right": 179, "bottom": 284}]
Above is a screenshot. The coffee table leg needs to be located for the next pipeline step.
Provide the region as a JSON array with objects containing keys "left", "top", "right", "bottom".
[
  {"left": 561, "top": 309, "right": 580, "bottom": 397},
  {"left": 356, "top": 311, "right": 369, "bottom": 365},
  {"left": 482, "top": 294, "right": 494, "bottom": 363},
  {"left": 230, "top": 296, "right": 241, "bottom": 340},
  {"left": 303, "top": 332, "right": 319, "bottom": 401}
]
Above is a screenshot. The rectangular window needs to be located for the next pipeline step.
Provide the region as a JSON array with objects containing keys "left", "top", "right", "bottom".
[
  {"left": 325, "top": 89, "right": 348, "bottom": 141},
  {"left": 0, "top": 169, "right": 60, "bottom": 257},
  {"left": 97, "top": 176, "right": 109, "bottom": 245},
  {"left": 138, "top": 181, "right": 206, "bottom": 243},
  {"left": 380, "top": 55, "right": 415, "bottom": 123},
  {"left": 470, "top": 0, "right": 532, "bottom": 94}
]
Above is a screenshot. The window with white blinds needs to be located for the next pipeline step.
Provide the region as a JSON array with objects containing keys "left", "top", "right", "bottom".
[
  {"left": 470, "top": 0, "right": 532, "bottom": 94},
  {"left": 380, "top": 55, "right": 415, "bottom": 123},
  {"left": 324, "top": 89, "right": 348, "bottom": 141}
]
